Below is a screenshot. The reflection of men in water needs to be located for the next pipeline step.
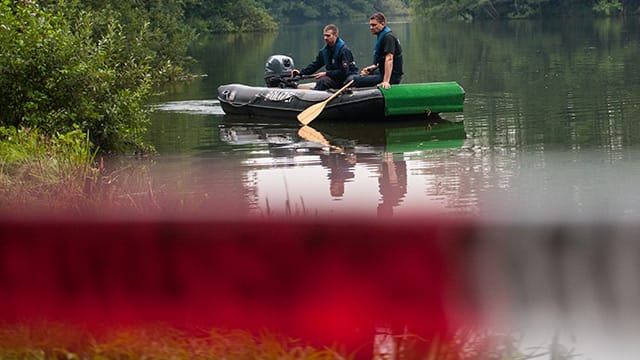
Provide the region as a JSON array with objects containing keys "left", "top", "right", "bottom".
[
  {"left": 377, "top": 153, "right": 407, "bottom": 217},
  {"left": 320, "top": 153, "right": 356, "bottom": 197}
]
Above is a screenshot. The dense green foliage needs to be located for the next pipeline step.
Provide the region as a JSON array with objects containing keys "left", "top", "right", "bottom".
[
  {"left": 410, "top": 0, "right": 640, "bottom": 20},
  {"left": 184, "top": 0, "right": 638, "bottom": 25},
  {"left": 55, "top": 0, "right": 196, "bottom": 81},
  {"left": 185, "top": 0, "right": 277, "bottom": 33},
  {"left": 264, "top": 0, "right": 384, "bottom": 22},
  {"left": 0, "top": 0, "right": 198, "bottom": 153},
  {"left": 184, "top": 0, "right": 410, "bottom": 29},
  {"left": 185, "top": 0, "right": 640, "bottom": 26},
  {"left": 0, "top": 1, "right": 153, "bottom": 152}
]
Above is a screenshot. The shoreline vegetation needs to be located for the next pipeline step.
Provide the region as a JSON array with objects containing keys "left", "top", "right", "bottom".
[{"left": 0, "top": 322, "right": 576, "bottom": 359}]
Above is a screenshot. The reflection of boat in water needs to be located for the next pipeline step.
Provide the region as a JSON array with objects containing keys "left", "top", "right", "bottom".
[
  {"left": 219, "top": 125, "right": 296, "bottom": 146},
  {"left": 384, "top": 121, "right": 466, "bottom": 153},
  {"left": 219, "top": 115, "right": 466, "bottom": 154},
  {"left": 219, "top": 118, "right": 469, "bottom": 217}
]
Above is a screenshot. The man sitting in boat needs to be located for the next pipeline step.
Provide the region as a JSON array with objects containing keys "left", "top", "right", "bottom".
[
  {"left": 349, "top": 12, "right": 403, "bottom": 89},
  {"left": 291, "top": 24, "right": 358, "bottom": 91}
]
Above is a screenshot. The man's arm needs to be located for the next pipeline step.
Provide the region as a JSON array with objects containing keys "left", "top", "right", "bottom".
[
  {"left": 380, "top": 53, "right": 394, "bottom": 89},
  {"left": 299, "top": 52, "right": 324, "bottom": 76}
]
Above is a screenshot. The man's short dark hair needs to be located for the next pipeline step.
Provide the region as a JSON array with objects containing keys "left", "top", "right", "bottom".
[
  {"left": 324, "top": 24, "right": 339, "bottom": 36},
  {"left": 370, "top": 12, "right": 386, "bottom": 24}
]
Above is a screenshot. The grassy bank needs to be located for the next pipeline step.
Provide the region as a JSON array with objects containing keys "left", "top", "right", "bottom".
[
  {"left": 0, "top": 322, "right": 577, "bottom": 359},
  {"left": 0, "top": 126, "right": 226, "bottom": 216},
  {"left": 0, "top": 323, "right": 351, "bottom": 360},
  {"left": 0, "top": 127, "right": 99, "bottom": 213}
]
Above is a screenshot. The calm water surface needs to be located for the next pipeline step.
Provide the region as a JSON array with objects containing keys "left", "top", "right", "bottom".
[
  {"left": 147, "top": 18, "right": 640, "bottom": 222},
  {"left": 142, "top": 18, "right": 640, "bottom": 358}
]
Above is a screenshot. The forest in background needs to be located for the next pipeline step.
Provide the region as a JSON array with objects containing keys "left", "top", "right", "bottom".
[
  {"left": 410, "top": 0, "right": 640, "bottom": 20},
  {"left": 205, "top": 0, "right": 639, "bottom": 32}
]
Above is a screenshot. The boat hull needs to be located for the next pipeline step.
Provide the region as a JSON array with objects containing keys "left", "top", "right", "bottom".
[{"left": 217, "top": 82, "right": 464, "bottom": 121}]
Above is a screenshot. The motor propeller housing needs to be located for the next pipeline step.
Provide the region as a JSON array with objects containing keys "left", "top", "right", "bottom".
[{"left": 264, "top": 55, "right": 297, "bottom": 88}]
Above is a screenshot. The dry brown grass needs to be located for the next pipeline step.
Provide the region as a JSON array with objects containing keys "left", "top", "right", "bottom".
[{"left": 0, "top": 322, "right": 579, "bottom": 360}]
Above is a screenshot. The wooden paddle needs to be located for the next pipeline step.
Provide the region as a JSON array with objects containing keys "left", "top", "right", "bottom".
[{"left": 297, "top": 79, "right": 354, "bottom": 125}]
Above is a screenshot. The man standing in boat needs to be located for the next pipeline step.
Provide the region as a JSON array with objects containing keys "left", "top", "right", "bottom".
[
  {"left": 291, "top": 24, "right": 358, "bottom": 91},
  {"left": 349, "top": 12, "right": 403, "bottom": 89}
]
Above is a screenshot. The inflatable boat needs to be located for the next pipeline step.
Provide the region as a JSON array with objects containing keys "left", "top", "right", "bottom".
[{"left": 216, "top": 55, "right": 465, "bottom": 122}]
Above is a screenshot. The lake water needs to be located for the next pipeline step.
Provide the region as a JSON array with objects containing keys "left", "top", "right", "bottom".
[
  {"left": 144, "top": 18, "right": 640, "bottom": 358},
  {"left": 147, "top": 18, "right": 640, "bottom": 222}
]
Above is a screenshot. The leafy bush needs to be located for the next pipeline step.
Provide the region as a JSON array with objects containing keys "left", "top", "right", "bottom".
[
  {"left": 51, "top": 0, "right": 196, "bottom": 83},
  {"left": 0, "top": 0, "right": 153, "bottom": 152}
]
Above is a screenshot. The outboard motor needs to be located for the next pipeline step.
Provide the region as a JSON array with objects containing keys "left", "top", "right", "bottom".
[{"left": 264, "top": 55, "right": 297, "bottom": 88}]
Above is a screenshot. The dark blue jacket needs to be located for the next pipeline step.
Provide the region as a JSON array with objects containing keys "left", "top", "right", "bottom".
[{"left": 301, "top": 38, "right": 358, "bottom": 84}]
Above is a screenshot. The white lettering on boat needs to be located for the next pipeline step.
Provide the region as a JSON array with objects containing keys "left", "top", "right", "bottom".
[{"left": 262, "top": 90, "right": 295, "bottom": 102}]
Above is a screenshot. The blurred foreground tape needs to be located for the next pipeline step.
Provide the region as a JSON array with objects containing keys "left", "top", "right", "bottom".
[
  {"left": 0, "top": 218, "right": 478, "bottom": 348},
  {"left": 6, "top": 218, "right": 638, "bottom": 354}
]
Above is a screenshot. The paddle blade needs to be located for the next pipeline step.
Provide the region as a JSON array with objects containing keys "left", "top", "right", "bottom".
[
  {"left": 297, "top": 125, "right": 343, "bottom": 153},
  {"left": 296, "top": 80, "right": 353, "bottom": 125},
  {"left": 298, "top": 125, "right": 330, "bottom": 146},
  {"left": 297, "top": 101, "right": 326, "bottom": 125}
]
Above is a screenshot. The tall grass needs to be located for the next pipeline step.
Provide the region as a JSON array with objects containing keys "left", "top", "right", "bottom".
[
  {"left": 0, "top": 126, "right": 245, "bottom": 216},
  {"left": 0, "top": 323, "right": 349, "bottom": 360},
  {"left": 0, "top": 322, "right": 578, "bottom": 359},
  {"left": 0, "top": 126, "right": 98, "bottom": 213}
]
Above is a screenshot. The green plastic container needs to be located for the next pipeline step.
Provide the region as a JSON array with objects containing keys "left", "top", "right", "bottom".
[{"left": 380, "top": 82, "right": 465, "bottom": 116}]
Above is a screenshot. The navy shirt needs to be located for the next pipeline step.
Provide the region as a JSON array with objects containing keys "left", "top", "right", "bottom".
[{"left": 375, "top": 32, "right": 403, "bottom": 80}]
